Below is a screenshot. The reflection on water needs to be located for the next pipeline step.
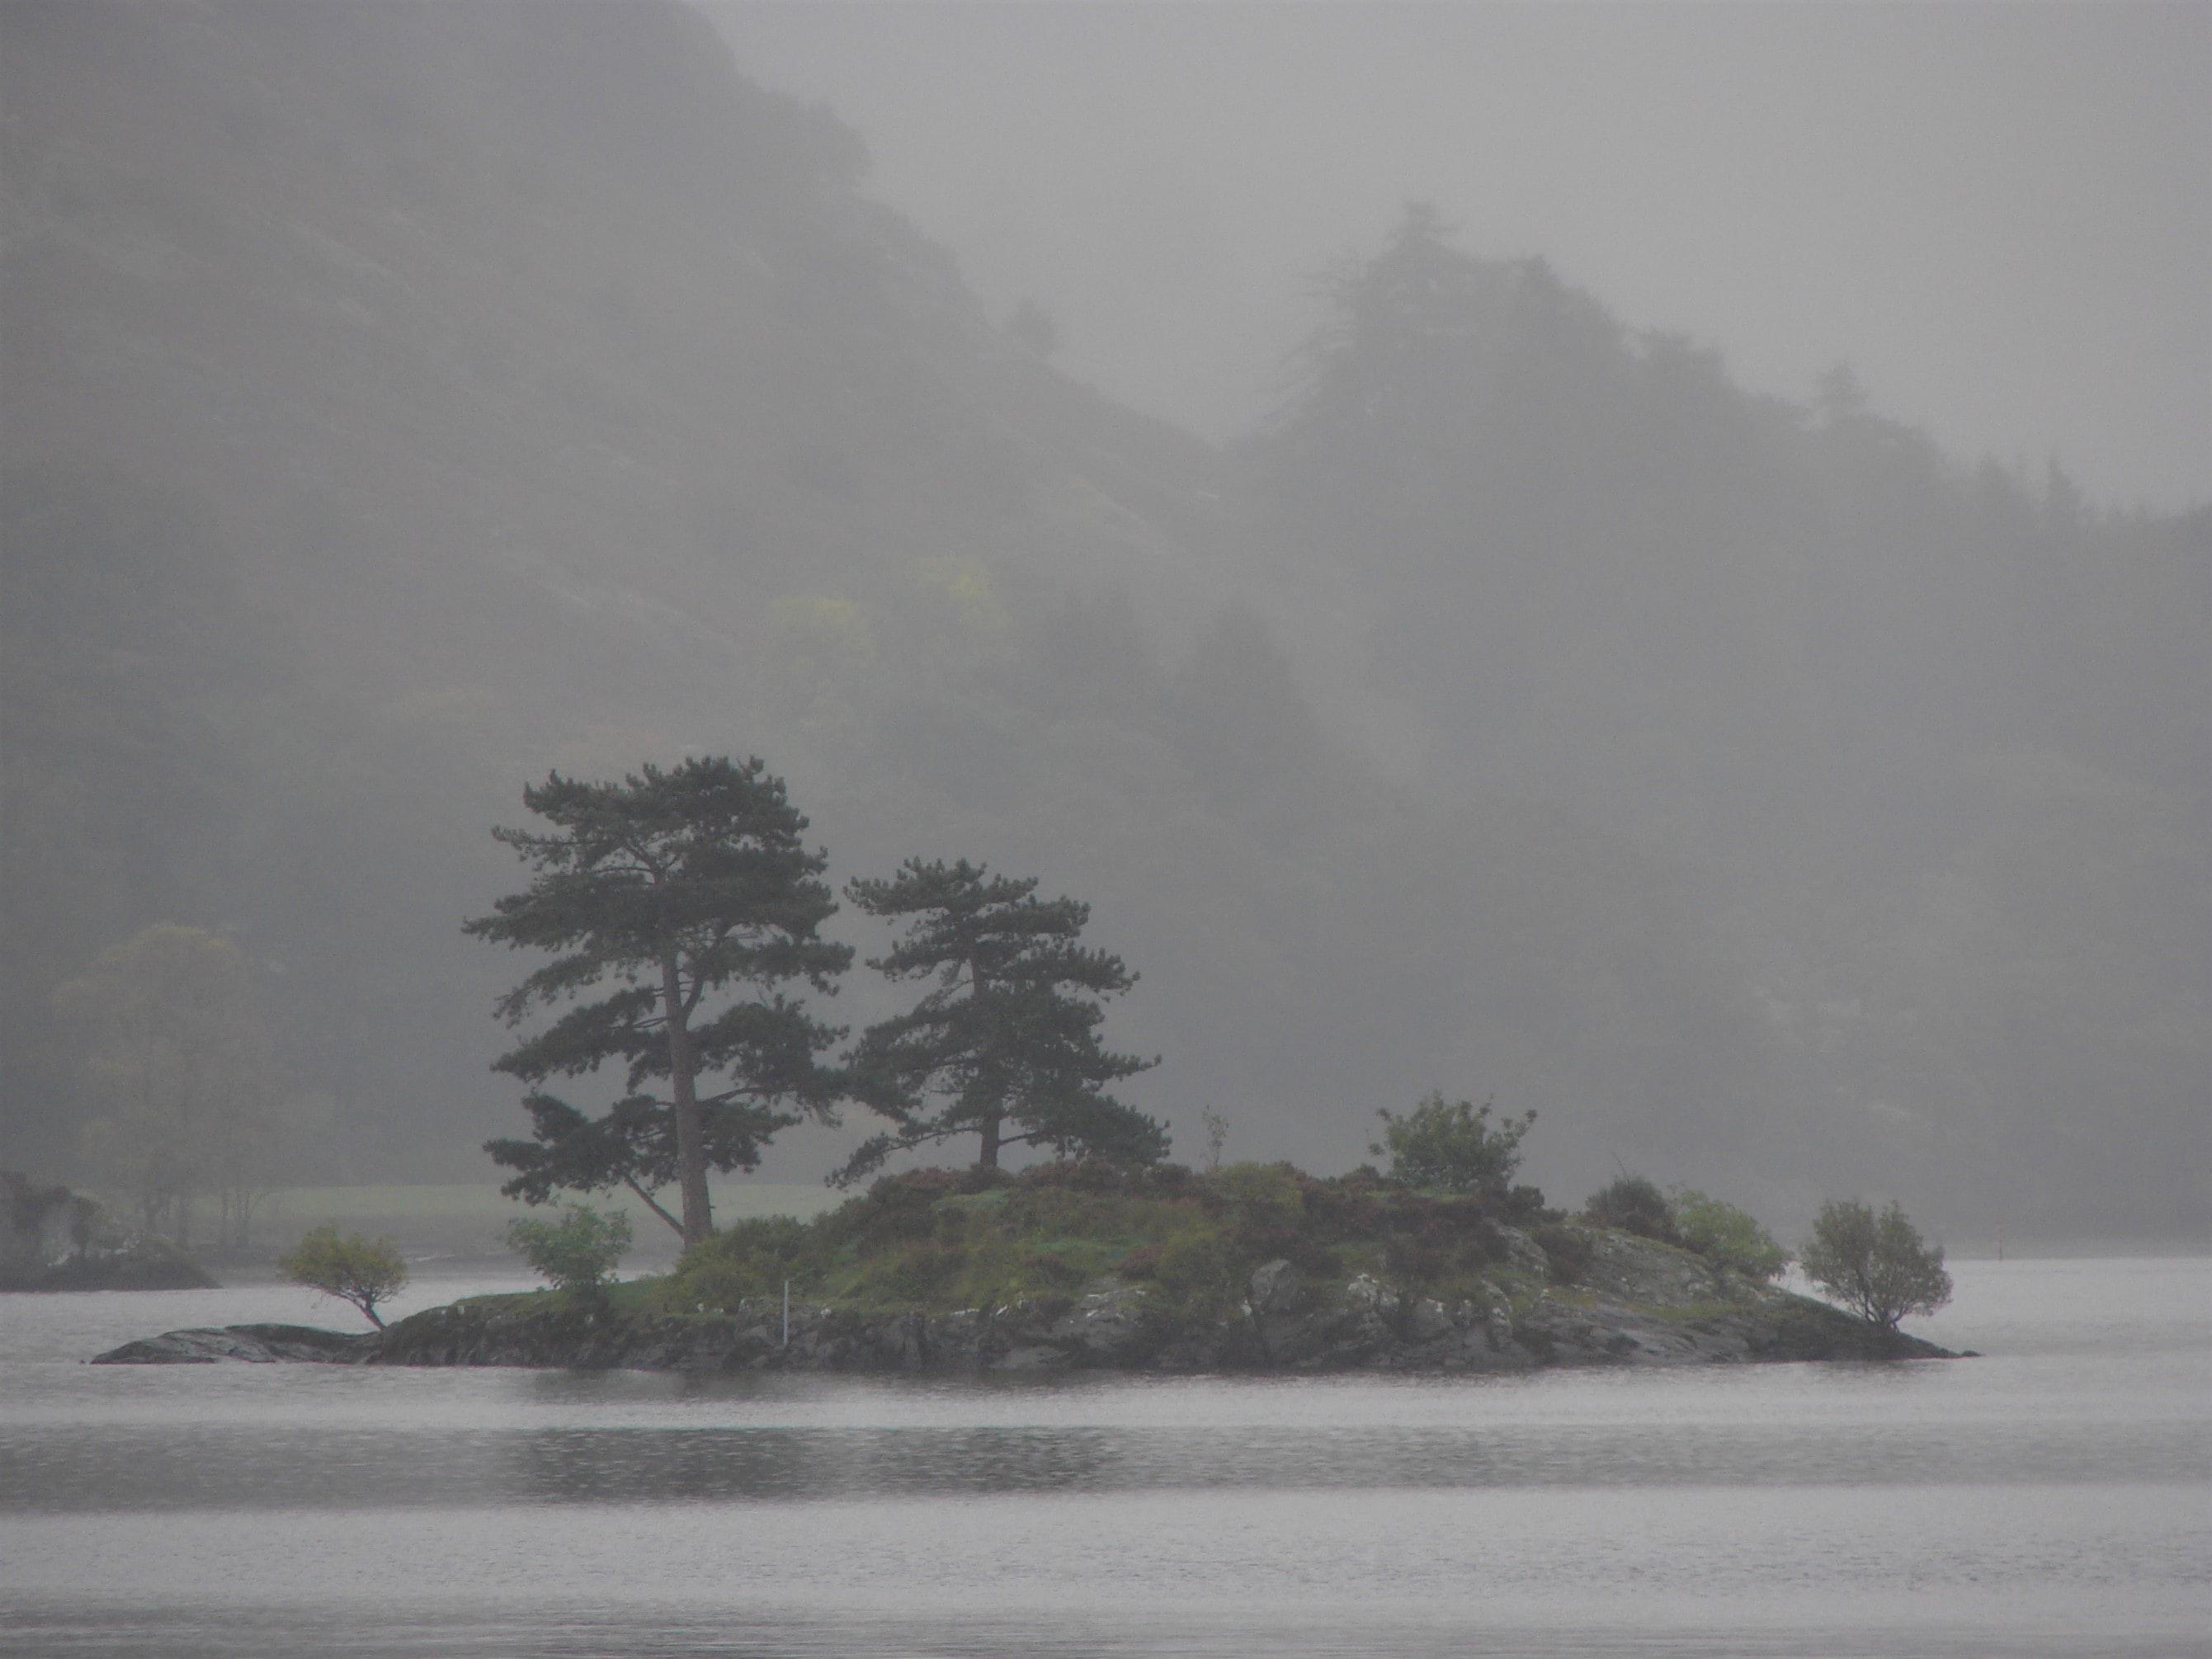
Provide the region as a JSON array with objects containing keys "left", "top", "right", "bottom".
[
  {"left": 2, "top": 1257, "right": 2208, "bottom": 1657},
  {"left": 6, "top": 1416, "right": 2207, "bottom": 1512}
]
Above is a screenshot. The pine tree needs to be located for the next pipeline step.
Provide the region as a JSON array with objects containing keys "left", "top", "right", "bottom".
[
  {"left": 465, "top": 758, "right": 850, "bottom": 1244},
  {"left": 838, "top": 859, "right": 1164, "bottom": 1182}
]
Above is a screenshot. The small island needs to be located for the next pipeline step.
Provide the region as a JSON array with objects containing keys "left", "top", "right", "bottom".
[
  {"left": 2, "top": 1170, "right": 216, "bottom": 1293},
  {"left": 93, "top": 1157, "right": 1950, "bottom": 1372},
  {"left": 89, "top": 771, "right": 1956, "bottom": 1375}
]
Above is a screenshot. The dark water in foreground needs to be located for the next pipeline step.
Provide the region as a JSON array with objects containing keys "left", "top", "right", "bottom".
[{"left": 2, "top": 1256, "right": 2207, "bottom": 1656}]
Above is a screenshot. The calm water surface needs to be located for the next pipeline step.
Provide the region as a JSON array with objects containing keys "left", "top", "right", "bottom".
[{"left": 2, "top": 1256, "right": 2207, "bottom": 1656}]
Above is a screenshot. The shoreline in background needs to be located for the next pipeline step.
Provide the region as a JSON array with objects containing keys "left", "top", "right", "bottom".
[
  {"left": 184, "top": 1181, "right": 843, "bottom": 1270},
  {"left": 64, "top": 1178, "right": 2212, "bottom": 1280},
  {"left": 249, "top": 1185, "right": 2212, "bottom": 1266}
]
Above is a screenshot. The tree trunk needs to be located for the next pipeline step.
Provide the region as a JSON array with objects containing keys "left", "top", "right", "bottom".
[
  {"left": 622, "top": 1173, "right": 686, "bottom": 1239},
  {"left": 662, "top": 951, "right": 714, "bottom": 1246},
  {"left": 971, "top": 953, "right": 1001, "bottom": 1170}
]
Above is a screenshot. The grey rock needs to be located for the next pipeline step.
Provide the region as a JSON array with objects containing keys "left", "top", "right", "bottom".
[
  {"left": 1494, "top": 1224, "right": 1550, "bottom": 1280},
  {"left": 92, "top": 1323, "right": 371, "bottom": 1364},
  {"left": 1579, "top": 1232, "right": 1725, "bottom": 1304},
  {"left": 1248, "top": 1258, "right": 1303, "bottom": 1316},
  {"left": 1046, "top": 1281, "right": 1148, "bottom": 1365},
  {"left": 1405, "top": 1296, "right": 1452, "bottom": 1342},
  {"left": 1342, "top": 1272, "right": 1398, "bottom": 1317}
]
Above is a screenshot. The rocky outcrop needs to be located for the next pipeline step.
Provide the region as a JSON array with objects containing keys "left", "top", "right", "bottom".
[
  {"left": 93, "top": 1237, "right": 1952, "bottom": 1370},
  {"left": 357, "top": 1280, "right": 1164, "bottom": 1374},
  {"left": 91, "top": 1323, "right": 371, "bottom": 1364}
]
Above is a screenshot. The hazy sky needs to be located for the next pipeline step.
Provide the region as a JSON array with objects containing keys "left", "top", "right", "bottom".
[{"left": 715, "top": 1, "right": 2207, "bottom": 513}]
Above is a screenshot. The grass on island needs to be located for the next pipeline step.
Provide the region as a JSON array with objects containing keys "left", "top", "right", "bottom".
[
  {"left": 376, "top": 1161, "right": 1785, "bottom": 1348},
  {"left": 620, "top": 1159, "right": 1606, "bottom": 1329}
]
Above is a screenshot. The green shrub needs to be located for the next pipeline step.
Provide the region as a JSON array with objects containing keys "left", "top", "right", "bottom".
[
  {"left": 279, "top": 1224, "right": 408, "bottom": 1328},
  {"left": 1020, "top": 1250, "right": 1089, "bottom": 1291},
  {"left": 1499, "top": 1184, "right": 1552, "bottom": 1224},
  {"left": 1301, "top": 1176, "right": 1385, "bottom": 1243},
  {"left": 1118, "top": 1241, "right": 1167, "bottom": 1280},
  {"left": 1021, "top": 1158, "right": 1193, "bottom": 1198},
  {"left": 1002, "top": 1183, "right": 1122, "bottom": 1243},
  {"left": 1530, "top": 1222, "right": 1593, "bottom": 1285},
  {"left": 1374, "top": 1195, "right": 1510, "bottom": 1304},
  {"left": 1148, "top": 1223, "right": 1243, "bottom": 1320},
  {"left": 1200, "top": 1162, "right": 1308, "bottom": 1233},
  {"left": 670, "top": 1214, "right": 818, "bottom": 1310},
  {"left": 1670, "top": 1188, "right": 1788, "bottom": 1279},
  {"left": 506, "top": 1204, "right": 632, "bottom": 1295},
  {"left": 862, "top": 1241, "right": 965, "bottom": 1303},
  {"left": 1583, "top": 1174, "right": 1677, "bottom": 1242},
  {"left": 1370, "top": 1093, "right": 1535, "bottom": 1195},
  {"left": 837, "top": 1168, "right": 974, "bottom": 1251},
  {"left": 1383, "top": 1232, "right": 1446, "bottom": 1292}
]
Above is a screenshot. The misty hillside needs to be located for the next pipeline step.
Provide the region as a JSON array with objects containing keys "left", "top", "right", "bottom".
[{"left": 3, "top": 1, "right": 2204, "bottom": 1236}]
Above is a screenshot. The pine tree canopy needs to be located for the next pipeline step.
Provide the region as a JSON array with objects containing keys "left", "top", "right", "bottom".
[
  {"left": 465, "top": 757, "right": 850, "bottom": 1242},
  {"left": 837, "top": 858, "right": 1164, "bottom": 1182}
]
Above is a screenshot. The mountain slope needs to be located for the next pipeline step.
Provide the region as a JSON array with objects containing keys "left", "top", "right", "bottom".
[{"left": 4, "top": 7, "right": 2201, "bottom": 1236}]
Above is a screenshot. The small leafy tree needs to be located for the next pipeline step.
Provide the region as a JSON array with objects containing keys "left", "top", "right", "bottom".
[
  {"left": 1369, "top": 1092, "right": 1534, "bottom": 1195},
  {"left": 1199, "top": 1105, "right": 1230, "bottom": 1172},
  {"left": 1799, "top": 1199, "right": 1952, "bottom": 1330},
  {"left": 1583, "top": 1174, "right": 1678, "bottom": 1242},
  {"left": 506, "top": 1204, "right": 633, "bottom": 1296},
  {"left": 1670, "top": 1187, "right": 1788, "bottom": 1278},
  {"left": 279, "top": 1224, "right": 408, "bottom": 1329}
]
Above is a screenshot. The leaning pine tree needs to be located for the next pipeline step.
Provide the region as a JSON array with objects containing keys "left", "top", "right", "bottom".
[
  {"left": 465, "top": 758, "right": 850, "bottom": 1245},
  {"left": 837, "top": 860, "right": 1166, "bottom": 1183}
]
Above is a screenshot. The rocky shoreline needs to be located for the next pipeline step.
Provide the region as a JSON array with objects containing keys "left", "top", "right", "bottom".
[{"left": 92, "top": 1231, "right": 1953, "bottom": 1372}]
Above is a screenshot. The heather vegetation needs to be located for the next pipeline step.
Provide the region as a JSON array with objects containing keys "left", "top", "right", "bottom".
[
  {"left": 642, "top": 1128, "right": 1826, "bottom": 1336},
  {"left": 656, "top": 1157, "right": 1560, "bottom": 1326}
]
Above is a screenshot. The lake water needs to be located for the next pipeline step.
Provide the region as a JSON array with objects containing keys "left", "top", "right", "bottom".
[{"left": 2, "top": 1256, "right": 2207, "bottom": 1656}]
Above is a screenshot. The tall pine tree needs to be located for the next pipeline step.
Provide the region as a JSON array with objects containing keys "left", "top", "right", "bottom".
[
  {"left": 466, "top": 757, "right": 849, "bottom": 1243},
  {"left": 838, "top": 859, "right": 1164, "bottom": 1182}
]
